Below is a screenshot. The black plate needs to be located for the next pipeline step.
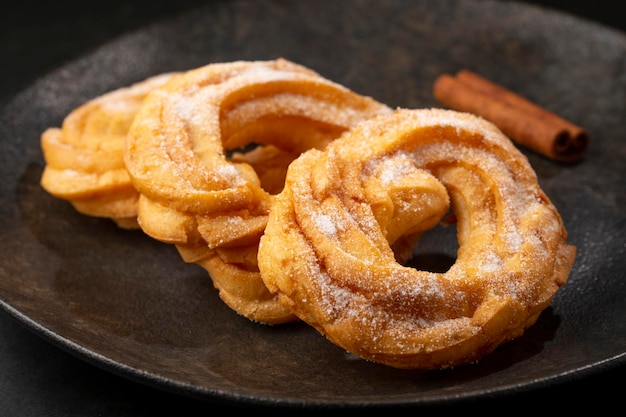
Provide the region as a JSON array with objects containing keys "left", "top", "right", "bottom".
[{"left": 1, "top": 0, "right": 625, "bottom": 408}]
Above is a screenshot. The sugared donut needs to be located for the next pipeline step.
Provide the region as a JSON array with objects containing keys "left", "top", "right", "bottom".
[
  {"left": 125, "top": 59, "right": 392, "bottom": 323},
  {"left": 258, "top": 108, "right": 576, "bottom": 368}
]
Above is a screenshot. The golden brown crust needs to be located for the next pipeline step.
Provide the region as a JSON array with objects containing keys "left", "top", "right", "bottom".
[
  {"left": 258, "top": 108, "right": 576, "bottom": 368},
  {"left": 125, "top": 59, "right": 392, "bottom": 324},
  {"left": 40, "top": 73, "right": 176, "bottom": 228}
]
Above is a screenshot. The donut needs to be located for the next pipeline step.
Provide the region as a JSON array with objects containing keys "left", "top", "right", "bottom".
[
  {"left": 124, "top": 59, "right": 392, "bottom": 324},
  {"left": 258, "top": 108, "right": 576, "bottom": 368},
  {"left": 40, "top": 73, "right": 176, "bottom": 229}
]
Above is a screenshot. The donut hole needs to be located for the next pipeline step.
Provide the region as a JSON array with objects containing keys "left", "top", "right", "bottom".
[
  {"left": 228, "top": 143, "right": 299, "bottom": 195},
  {"left": 224, "top": 117, "right": 348, "bottom": 195},
  {"left": 404, "top": 211, "right": 459, "bottom": 273}
]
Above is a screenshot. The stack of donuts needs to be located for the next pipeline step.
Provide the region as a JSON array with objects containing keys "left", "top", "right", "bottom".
[{"left": 40, "top": 59, "right": 576, "bottom": 369}]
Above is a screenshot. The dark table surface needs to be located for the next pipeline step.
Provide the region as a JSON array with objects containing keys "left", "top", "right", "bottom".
[{"left": 1, "top": 1, "right": 624, "bottom": 414}]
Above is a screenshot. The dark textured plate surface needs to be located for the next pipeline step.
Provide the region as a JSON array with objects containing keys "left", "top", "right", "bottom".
[{"left": 1, "top": 0, "right": 625, "bottom": 408}]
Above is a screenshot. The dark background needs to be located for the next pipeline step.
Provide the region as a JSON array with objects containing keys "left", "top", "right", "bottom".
[
  {"left": 0, "top": 0, "right": 622, "bottom": 102},
  {"left": 0, "top": 1, "right": 623, "bottom": 415}
]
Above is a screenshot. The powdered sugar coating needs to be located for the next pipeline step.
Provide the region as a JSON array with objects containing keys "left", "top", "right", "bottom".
[
  {"left": 123, "top": 59, "right": 392, "bottom": 324},
  {"left": 259, "top": 108, "right": 576, "bottom": 369}
]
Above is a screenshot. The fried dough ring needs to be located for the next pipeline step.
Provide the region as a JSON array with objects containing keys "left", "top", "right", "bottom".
[
  {"left": 258, "top": 108, "right": 576, "bottom": 368},
  {"left": 40, "top": 73, "right": 176, "bottom": 229},
  {"left": 124, "top": 59, "right": 392, "bottom": 324}
]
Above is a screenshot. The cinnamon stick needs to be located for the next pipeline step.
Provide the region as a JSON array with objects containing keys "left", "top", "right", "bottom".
[{"left": 433, "top": 70, "right": 588, "bottom": 163}]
